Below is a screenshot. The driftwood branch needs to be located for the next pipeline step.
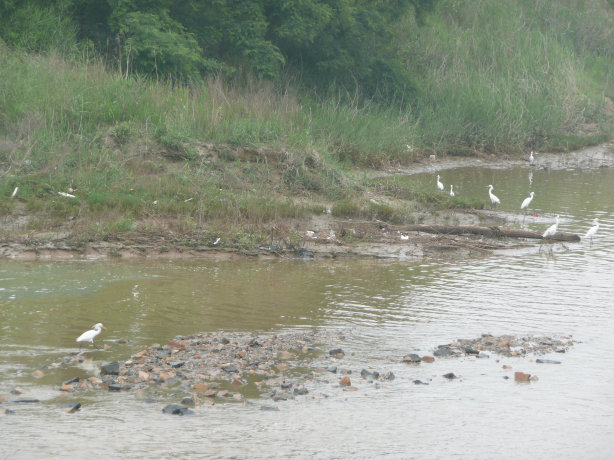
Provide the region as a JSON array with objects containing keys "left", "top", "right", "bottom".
[{"left": 401, "top": 224, "right": 580, "bottom": 242}]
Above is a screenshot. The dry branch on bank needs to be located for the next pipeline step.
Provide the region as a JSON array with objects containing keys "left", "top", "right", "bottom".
[{"left": 401, "top": 224, "right": 580, "bottom": 242}]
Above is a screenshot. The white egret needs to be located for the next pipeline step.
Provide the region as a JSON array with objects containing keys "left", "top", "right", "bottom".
[
  {"left": 584, "top": 218, "right": 599, "bottom": 244},
  {"left": 487, "top": 185, "right": 500, "bottom": 207},
  {"left": 76, "top": 323, "right": 107, "bottom": 349},
  {"left": 542, "top": 215, "right": 560, "bottom": 239},
  {"left": 521, "top": 192, "right": 535, "bottom": 212},
  {"left": 449, "top": 184, "right": 455, "bottom": 197},
  {"left": 436, "top": 175, "right": 444, "bottom": 191},
  {"left": 529, "top": 151, "right": 535, "bottom": 165}
]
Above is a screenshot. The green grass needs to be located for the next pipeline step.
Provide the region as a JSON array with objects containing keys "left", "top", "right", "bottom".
[{"left": 1, "top": 1, "right": 614, "bottom": 238}]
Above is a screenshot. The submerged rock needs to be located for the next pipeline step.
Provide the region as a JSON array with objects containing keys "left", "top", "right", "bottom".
[
  {"left": 535, "top": 359, "right": 561, "bottom": 364},
  {"left": 162, "top": 404, "right": 193, "bottom": 416}
]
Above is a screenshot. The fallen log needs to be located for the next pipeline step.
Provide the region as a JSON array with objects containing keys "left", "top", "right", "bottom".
[{"left": 401, "top": 224, "right": 580, "bottom": 242}]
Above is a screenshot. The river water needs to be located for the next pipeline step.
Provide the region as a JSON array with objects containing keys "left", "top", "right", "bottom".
[{"left": 1, "top": 158, "right": 613, "bottom": 459}]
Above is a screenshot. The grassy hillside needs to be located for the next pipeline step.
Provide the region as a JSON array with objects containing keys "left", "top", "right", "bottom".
[{"left": 1, "top": 0, "right": 613, "bottom": 246}]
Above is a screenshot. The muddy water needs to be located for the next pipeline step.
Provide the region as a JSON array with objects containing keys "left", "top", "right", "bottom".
[{"left": 2, "top": 163, "right": 614, "bottom": 459}]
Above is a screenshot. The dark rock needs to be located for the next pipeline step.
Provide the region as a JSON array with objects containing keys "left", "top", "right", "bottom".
[
  {"left": 13, "top": 399, "right": 40, "bottom": 403},
  {"left": 476, "top": 353, "right": 490, "bottom": 359},
  {"left": 443, "top": 372, "right": 457, "bottom": 380},
  {"left": 181, "top": 397, "right": 195, "bottom": 407},
  {"left": 536, "top": 359, "right": 561, "bottom": 364},
  {"left": 326, "top": 366, "right": 337, "bottom": 373},
  {"left": 221, "top": 364, "right": 239, "bottom": 373},
  {"left": 62, "top": 377, "right": 80, "bottom": 386},
  {"left": 293, "top": 385, "right": 309, "bottom": 395},
  {"left": 10, "top": 388, "right": 22, "bottom": 395},
  {"left": 221, "top": 338, "right": 230, "bottom": 345},
  {"left": 5, "top": 409, "right": 15, "bottom": 415},
  {"left": 296, "top": 248, "right": 314, "bottom": 259},
  {"left": 503, "top": 376, "right": 509, "bottom": 380},
  {"left": 108, "top": 384, "right": 122, "bottom": 391},
  {"left": 329, "top": 348, "right": 345, "bottom": 357},
  {"left": 170, "top": 361, "right": 185, "bottom": 368},
  {"left": 101, "top": 362, "right": 120, "bottom": 376},
  {"left": 413, "top": 380, "right": 429, "bottom": 385},
  {"left": 280, "top": 381, "right": 293, "bottom": 389},
  {"left": 360, "top": 369, "right": 372, "bottom": 378},
  {"left": 57, "top": 402, "right": 81, "bottom": 413},
  {"left": 260, "top": 405, "right": 279, "bottom": 411},
  {"left": 155, "top": 350, "right": 172, "bottom": 359},
  {"left": 402, "top": 353, "right": 421, "bottom": 363},
  {"left": 434, "top": 347, "right": 456, "bottom": 358},
  {"left": 463, "top": 347, "right": 479, "bottom": 355},
  {"left": 248, "top": 339, "right": 262, "bottom": 347},
  {"left": 382, "top": 371, "right": 395, "bottom": 381},
  {"left": 555, "top": 348, "right": 566, "bottom": 353},
  {"left": 162, "top": 404, "right": 193, "bottom": 416}
]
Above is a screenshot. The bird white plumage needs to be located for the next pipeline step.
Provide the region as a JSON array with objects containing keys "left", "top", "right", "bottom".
[
  {"left": 449, "top": 184, "right": 455, "bottom": 197},
  {"left": 584, "top": 218, "right": 599, "bottom": 242},
  {"left": 521, "top": 192, "right": 534, "bottom": 210},
  {"left": 437, "top": 175, "right": 444, "bottom": 191},
  {"left": 529, "top": 151, "right": 535, "bottom": 165},
  {"left": 542, "top": 215, "right": 560, "bottom": 239},
  {"left": 487, "top": 184, "right": 500, "bottom": 206},
  {"left": 76, "top": 323, "right": 107, "bottom": 349}
]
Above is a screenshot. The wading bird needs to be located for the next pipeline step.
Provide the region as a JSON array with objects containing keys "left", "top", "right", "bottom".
[
  {"left": 76, "top": 323, "right": 107, "bottom": 349},
  {"left": 584, "top": 218, "right": 600, "bottom": 244},
  {"left": 529, "top": 151, "right": 536, "bottom": 165},
  {"left": 542, "top": 215, "right": 560, "bottom": 239},
  {"left": 450, "top": 185, "right": 455, "bottom": 197},
  {"left": 487, "top": 184, "right": 500, "bottom": 208},
  {"left": 437, "top": 175, "right": 444, "bottom": 191},
  {"left": 521, "top": 192, "right": 535, "bottom": 212}
]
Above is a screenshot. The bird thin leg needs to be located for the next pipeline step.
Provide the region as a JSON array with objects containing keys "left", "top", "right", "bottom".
[{"left": 93, "top": 341, "right": 99, "bottom": 349}]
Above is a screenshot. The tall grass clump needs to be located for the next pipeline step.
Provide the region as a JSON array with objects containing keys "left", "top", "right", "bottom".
[{"left": 400, "top": 0, "right": 614, "bottom": 154}]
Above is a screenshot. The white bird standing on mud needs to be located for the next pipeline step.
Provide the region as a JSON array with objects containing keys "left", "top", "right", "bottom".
[
  {"left": 542, "top": 215, "right": 560, "bottom": 239},
  {"left": 584, "top": 218, "right": 600, "bottom": 244},
  {"left": 76, "top": 323, "right": 107, "bottom": 349},
  {"left": 449, "top": 184, "right": 455, "bottom": 197},
  {"left": 487, "top": 184, "right": 500, "bottom": 207},
  {"left": 521, "top": 192, "right": 535, "bottom": 212},
  {"left": 529, "top": 151, "right": 536, "bottom": 165},
  {"left": 437, "top": 175, "right": 444, "bottom": 191}
]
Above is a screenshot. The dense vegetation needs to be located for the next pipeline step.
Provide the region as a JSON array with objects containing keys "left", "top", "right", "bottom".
[{"left": 1, "top": 0, "right": 614, "bottom": 244}]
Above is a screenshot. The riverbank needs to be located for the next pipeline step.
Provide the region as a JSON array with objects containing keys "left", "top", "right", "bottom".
[{"left": 2, "top": 142, "right": 612, "bottom": 261}]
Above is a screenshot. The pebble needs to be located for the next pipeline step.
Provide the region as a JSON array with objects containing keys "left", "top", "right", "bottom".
[
  {"left": 443, "top": 372, "right": 457, "bottom": 380},
  {"left": 402, "top": 353, "right": 421, "bottom": 363},
  {"left": 514, "top": 372, "right": 531, "bottom": 382}
]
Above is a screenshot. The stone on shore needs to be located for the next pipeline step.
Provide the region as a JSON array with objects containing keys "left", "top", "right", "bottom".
[
  {"left": 101, "top": 362, "right": 120, "bottom": 376},
  {"left": 514, "top": 372, "right": 531, "bottom": 382},
  {"left": 402, "top": 353, "right": 421, "bottom": 363}
]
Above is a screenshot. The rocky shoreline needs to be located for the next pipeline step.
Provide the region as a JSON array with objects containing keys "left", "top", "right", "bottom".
[{"left": 2, "top": 331, "right": 575, "bottom": 415}]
